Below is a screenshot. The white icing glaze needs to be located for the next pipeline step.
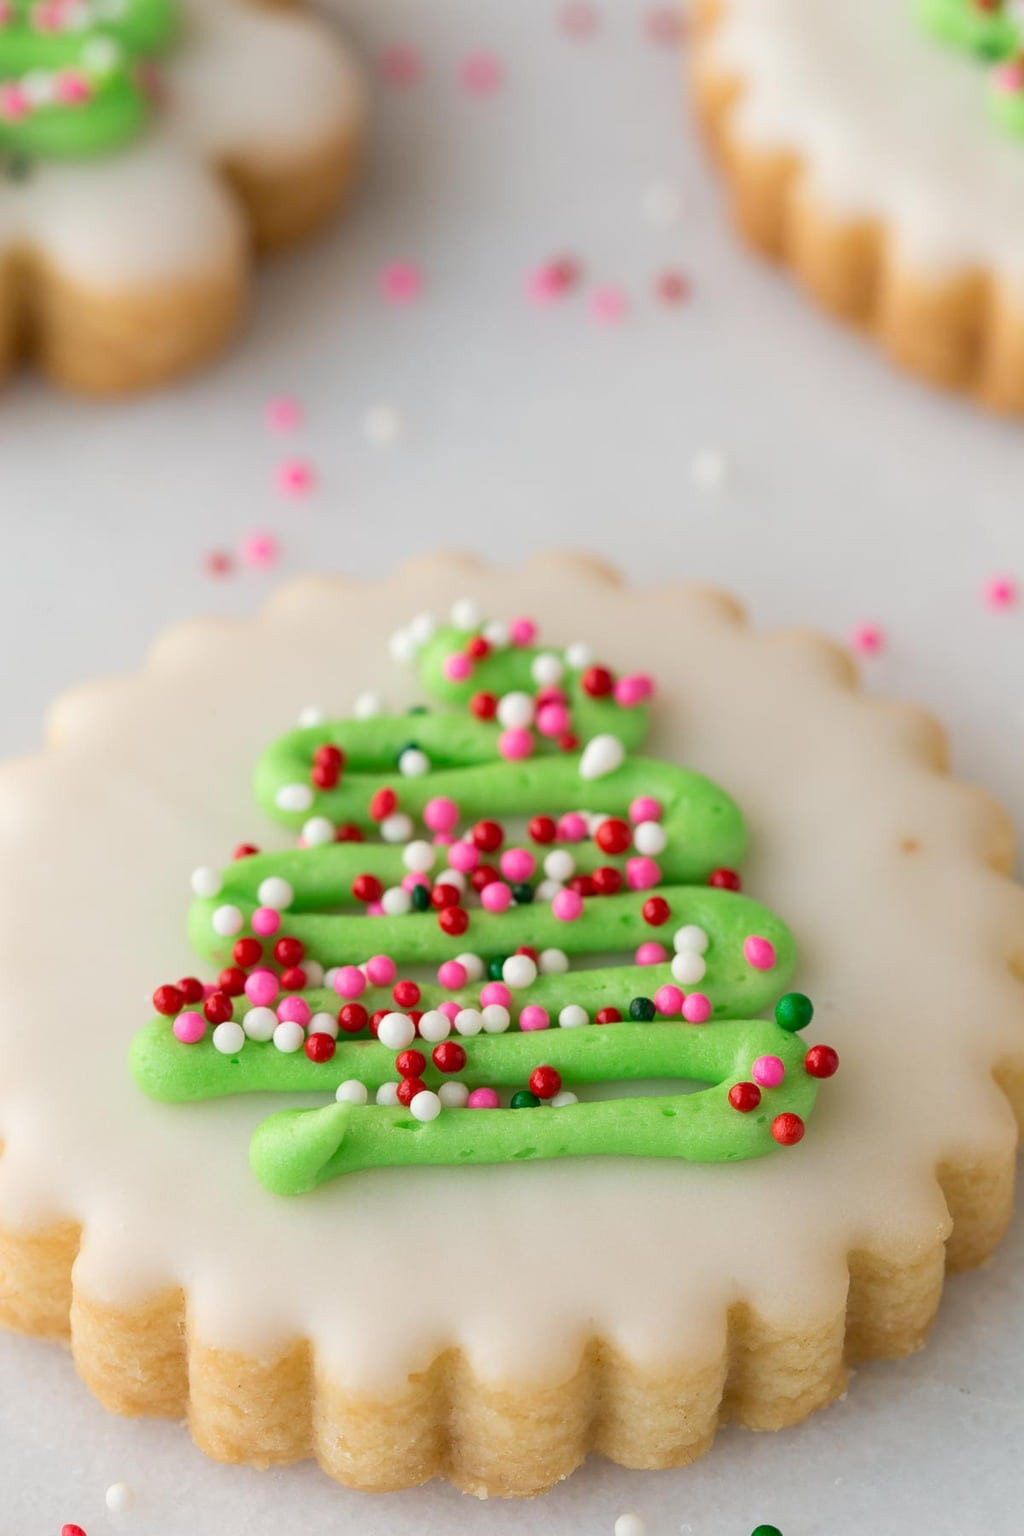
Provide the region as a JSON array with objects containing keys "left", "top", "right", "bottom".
[
  {"left": 0, "top": 0, "right": 364, "bottom": 288},
  {"left": 703, "top": 0, "right": 1024, "bottom": 290},
  {"left": 0, "top": 553, "right": 1021, "bottom": 1395}
]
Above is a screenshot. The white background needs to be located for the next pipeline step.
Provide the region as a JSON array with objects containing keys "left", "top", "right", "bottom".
[{"left": 1, "top": 3, "right": 1023, "bottom": 1533}]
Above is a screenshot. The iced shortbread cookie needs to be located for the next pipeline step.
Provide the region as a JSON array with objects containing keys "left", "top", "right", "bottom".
[
  {"left": 692, "top": 0, "right": 1024, "bottom": 411},
  {"left": 0, "top": 0, "right": 364, "bottom": 394},
  {"left": 0, "top": 553, "right": 1021, "bottom": 1499}
]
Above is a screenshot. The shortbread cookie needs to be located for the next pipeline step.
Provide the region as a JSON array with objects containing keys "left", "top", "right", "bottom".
[
  {"left": 0, "top": 0, "right": 364, "bottom": 394},
  {"left": 0, "top": 553, "right": 1021, "bottom": 1500},
  {"left": 691, "top": 0, "right": 1024, "bottom": 411}
]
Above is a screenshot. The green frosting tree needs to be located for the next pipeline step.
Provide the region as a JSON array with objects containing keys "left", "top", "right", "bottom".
[
  {"left": 131, "top": 614, "right": 838, "bottom": 1196},
  {"left": 915, "top": 0, "right": 1024, "bottom": 136}
]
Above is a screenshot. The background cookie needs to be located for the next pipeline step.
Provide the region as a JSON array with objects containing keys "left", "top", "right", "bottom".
[
  {"left": 691, "top": 0, "right": 1024, "bottom": 412},
  {"left": 0, "top": 0, "right": 365, "bottom": 395}
]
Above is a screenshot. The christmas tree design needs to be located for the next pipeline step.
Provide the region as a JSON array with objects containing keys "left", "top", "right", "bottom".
[
  {"left": 131, "top": 607, "right": 838, "bottom": 1196},
  {"left": 915, "top": 0, "right": 1024, "bottom": 135},
  {"left": 0, "top": 0, "right": 178, "bottom": 162}
]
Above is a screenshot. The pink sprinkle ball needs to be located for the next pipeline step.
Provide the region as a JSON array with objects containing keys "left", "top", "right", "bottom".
[
  {"left": 743, "top": 935, "right": 777, "bottom": 971},
  {"left": 378, "top": 259, "right": 424, "bottom": 304},
  {"left": 240, "top": 531, "right": 280, "bottom": 569},
  {"left": 438, "top": 960, "right": 468, "bottom": 990},
  {"left": 519, "top": 1005, "right": 551, "bottom": 1031},
  {"left": 629, "top": 796, "right": 662, "bottom": 824},
  {"left": 558, "top": 811, "right": 588, "bottom": 842},
  {"left": 443, "top": 652, "right": 473, "bottom": 683},
  {"left": 433, "top": 832, "right": 455, "bottom": 847},
  {"left": 424, "top": 797, "right": 460, "bottom": 833},
  {"left": 276, "top": 458, "right": 314, "bottom": 498},
  {"left": 509, "top": 617, "right": 537, "bottom": 647},
  {"left": 654, "top": 984, "right": 684, "bottom": 1016},
  {"left": 552, "top": 888, "right": 584, "bottom": 922},
  {"left": 615, "top": 674, "right": 654, "bottom": 707},
  {"left": 536, "top": 701, "right": 570, "bottom": 738},
  {"left": 202, "top": 982, "right": 218, "bottom": 999},
  {"left": 245, "top": 970, "right": 279, "bottom": 1007},
  {"left": 265, "top": 395, "right": 302, "bottom": 433},
  {"left": 367, "top": 901, "right": 385, "bottom": 917},
  {"left": 380, "top": 41, "right": 423, "bottom": 86},
  {"left": 480, "top": 981, "right": 511, "bottom": 1008},
  {"left": 460, "top": 50, "right": 503, "bottom": 94},
  {"left": 438, "top": 1000, "right": 461, "bottom": 1023},
  {"left": 983, "top": 575, "right": 1018, "bottom": 610},
  {"left": 173, "top": 1011, "right": 206, "bottom": 1044},
  {"left": 333, "top": 965, "right": 366, "bottom": 1000},
  {"left": 626, "top": 856, "right": 661, "bottom": 891},
  {"left": 499, "top": 727, "right": 534, "bottom": 761},
  {"left": 468, "top": 1087, "right": 500, "bottom": 1109},
  {"left": 636, "top": 941, "right": 669, "bottom": 966},
  {"left": 481, "top": 881, "right": 513, "bottom": 913},
  {"left": 501, "top": 848, "right": 536, "bottom": 882},
  {"left": 590, "top": 284, "right": 627, "bottom": 325},
  {"left": 402, "top": 872, "right": 430, "bottom": 892},
  {"left": 365, "top": 954, "right": 397, "bottom": 987},
  {"left": 252, "top": 907, "right": 281, "bottom": 937},
  {"left": 850, "top": 623, "right": 885, "bottom": 656},
  {"left": 682, "top": 993, "right": 712, "bottom": 1024},
  {"left": 526, "top": 262, "right": 571, "bottom": 306},
  {"left": 278, "top": 996, "right": 310, "bottom": 1027},
  {"left": 449, "top": 840, "right": 480, "bottom": 873},
  {"left": 752, "top": 1054, "right": 786, "bottom": 1088}
]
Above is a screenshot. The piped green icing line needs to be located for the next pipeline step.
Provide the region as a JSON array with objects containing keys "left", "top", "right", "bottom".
[
  {"left": 247, "top": 1022, "right": 819, "bottom": 1196},
  {"left": 914, "top": 0, "right": 1024, "bottom": 138},
  {"left": 0, "top": 0, "right": 178, "bottom": 161}
]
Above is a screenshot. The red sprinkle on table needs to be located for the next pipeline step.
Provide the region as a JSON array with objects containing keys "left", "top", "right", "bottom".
[
  {"left": 708, "top": 867, "right": 741, "bottom": 891},
  {"left": 804, "top": 1044, "right": 840, "bottom": 1079}
]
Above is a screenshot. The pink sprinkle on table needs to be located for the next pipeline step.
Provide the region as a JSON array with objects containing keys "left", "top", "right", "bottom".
[
  {"left": 380, "top": 43, "right": 423, "bottom": 87},
  {"left": 265, "top": 395, "right": 302, "bottom": 433},
  {"left": 240, "top": 532, "right": 281, "bottom": 569},
  {"left": 646, "top": 6, "right": 682, "bottom": 45},
  {"left": 590, "top": 285, "right": 627, "bottom": 324},
  {"left": 204, "top": 549, "right": 234, "bottom": 579},
  {"left": 850, "top": 623, "right": 885, "bottom": 657},
  {"left": 656, "top": 270, "right": 691, "bottom": 304},
  {"left": 378, "top": 260, "right": 424, "bottom": 304},
  {"left": 460, "top": 51, "right": 503, "bottom": 95},
  {"left": 559, "top": 2, "right": 599, "bottom": 37},
  {"left": 276, "top": 458, "right": 315, "bottom": 498},
  {"left": 983, "top": 575, "right": 1018, "bottom": 610}
]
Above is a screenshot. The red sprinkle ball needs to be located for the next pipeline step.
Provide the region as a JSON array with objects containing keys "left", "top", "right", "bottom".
[
  {"left": 642, "top": 896, "right": 671, "bottom": 926},
  {"left": 771, "top": 1112, "right": 805, "bottom": 1146},
  {"left": 594, "top": 1007, "right": 622, "bottom": 1024},
  {"left": 305, "top": 1032, "right": 336, "bottom": 1064},
  {"left": 804, "top": 1044, "right": 840, "bottom": 1079},
  {"left": 708, "top": 867, "right": 741, "bottom": 891},
  {"left": 728, "top": 1081, "right": 761, "bottom": 1113},
  {"left": 529, "top": 1065, "right": 563, "bottom": 1099}
]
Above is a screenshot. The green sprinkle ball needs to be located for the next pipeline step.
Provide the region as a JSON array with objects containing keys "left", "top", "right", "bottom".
[
  {"left": 487, "top": 956, "right": 508, "bottom": 981},
  {"left": 511, "top": 882, "right": 534, "bottom": 904},
  {"left": 774, "top": 992, "right": 813, "bottom": 1032},
  {"left": 410, "top": 884, "right": 430, "bottom": 913},
  {"left": 751, "top": 1526, "right": 783, "bottom": 1536},
  {"left": 510, "top": 1090, "right": 541, "bottom": 1109},
  {"left": 629, "top": 996, "right": 656, "bottom": 1022}
]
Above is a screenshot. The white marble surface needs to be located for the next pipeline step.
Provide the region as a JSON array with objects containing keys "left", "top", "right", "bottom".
[{"left": 0, "top": 3, "right": 1022, "bottom": 1533}]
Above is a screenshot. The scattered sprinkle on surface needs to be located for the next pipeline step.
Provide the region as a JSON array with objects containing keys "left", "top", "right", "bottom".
[
  {"left": 379, "top": 42, "right": 423, "bottom": 86},
  {"left": 240, "top": 532, "right": 281, "bottom": 570},
  {"left": 460, "top": 51, "right": 503, "bottom": 94},
  {"left": 104, "top": 1482, "right": 135, "bottom": 1514},
  {"left": 378, "top": 260, "right": 425, "bottom": 304},
  {"left": 850, "top": 623, "right": 886, "bottom": 657},
  {"left": 275, "top": 458, "right": 315, "bottom": 499},
  {"left": 983, "top": 574, "right": 1018, "bottom": 610}
]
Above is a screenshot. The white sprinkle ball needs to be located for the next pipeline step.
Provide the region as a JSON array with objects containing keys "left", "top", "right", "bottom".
[
  {"left": 544, "top": 849, "right": 575, "bottom": 882},
  {"left": 257, "top": 876, "right": 294, "bottom": 911},
  {"left": 535, "top": 878, "right": 564, "bottom": 901},
  {"left": 376, "top": 1081, "right": 400, "bottom": 1106},
  {"left": 633, "top": 820, "right": 667, "bottom": 856},
  {"left": 539, "top": 947, "right": 570, "bottom": 975},
  {"left": 483, "top": 619, "right": 509, "bottom": 648},
  {"left": 310, "top": 1011, "right": 340, "bottom": 1040},
  {"left": 613, "top": 1514, "right": 646, "bottom": 1536},
  {"left": 324, "top": 967, "right": 340, "bottom": 990},
  {"left": 409, "top": 611, "right": 437, "bottom": 646},
  {"left": 481, "top": 1003, "right": 511, "bottom": 1034},
  {"left": 418, "top": 1009, "right": 452, "bottom": 1043},
  {"left": 502, "top": 954, "right": 538, "bottom": 989},
  {"left": 550, "top": 1090, "right": 579, "bottom": 1107},
  {"left": 276, "top": 782, "right": 314, "bottom": 813},
  {"left": 579, "top": 733, "right": 626, "bottom": 781},
  {"left": 303, "top": 960, "right": 325, "bottom": 989},
  {"left": 565, "top": 641, "right": 593, "bottom": 670},
  {"left": 439, "top": 1081, "right": 470, "bottom": 1108},
  {"left": 673, "top": 924, "right": 710, "bottom": 954},
  {"left": 455, "top": 951, "right": 484, "bottom": 981},
  {"left": 558, "top": 1005, "right": 589, "bottom": 1029},
  {"left": 105, "top": 1483, "right": 136, "bottom": 1515},
  {"left": 381, "top": 885, "right": 413, "bottom": 917},
  {"left": 243, "top": 1007, "right": 277, "bottom": 1042},
  {"left": 450, "top": 598, "right": 480, "bottom": 631},
  {"left": 531, "top": 652, "right": 564, "bottom": 687},
  {"left": 336, "top": 1079, "right": 368, "bottom": 1105},
  {"left": 211, "top": 904, "right": 243, "bottom": 937},
  {"left": 273, "top": 1020, "right": 305, "bottom": 1054},
  {"left": 363, "top": 402, "right": 402, "bottom": 446},
  {"left": 671, "top": 951, "right": 707, "bottom": 986},
  {"left": 398, "top": 746, "right": 431, "bottom": 778},
  {"left": 403, "top": 839, "right": 436, "bottom": 873},
  {"left": 410, "top": 1089, "right": 442, "bottom": 1123},
  {"left": 691, "top": 446, "right": 728, "bottom": 492},
  {"left": 212, "top": 1021, "right": 245, "bottom": 1055},
  {"left": 298, "top": 705, "right": 325, "bottom": 728},
  {"left": 377, "top": 1012, "right": 417, "bottom": 1050},
  {"left": 438, "top": 867, "right": 467, "bottom": 893},
  {"left": 389, "top": 627, "right": 417, "bottom": 664},
  {"left": 381, "top": 812, "right": 415, "bottom": 843},
  {"left": 354, "top": 691, "right": 382, "bottom": 720},
  {"left": 454, "top": 1007, "right": 484, "bottom": 1037},
  {"left": 302, "top": 815, "right": 336, "bottom": 847},
  {"left": 496, "top": 690, "right": 535, "bottom": 729},
  {"left": 190, "top": 866, "right": 222, "bottom": 899}
]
